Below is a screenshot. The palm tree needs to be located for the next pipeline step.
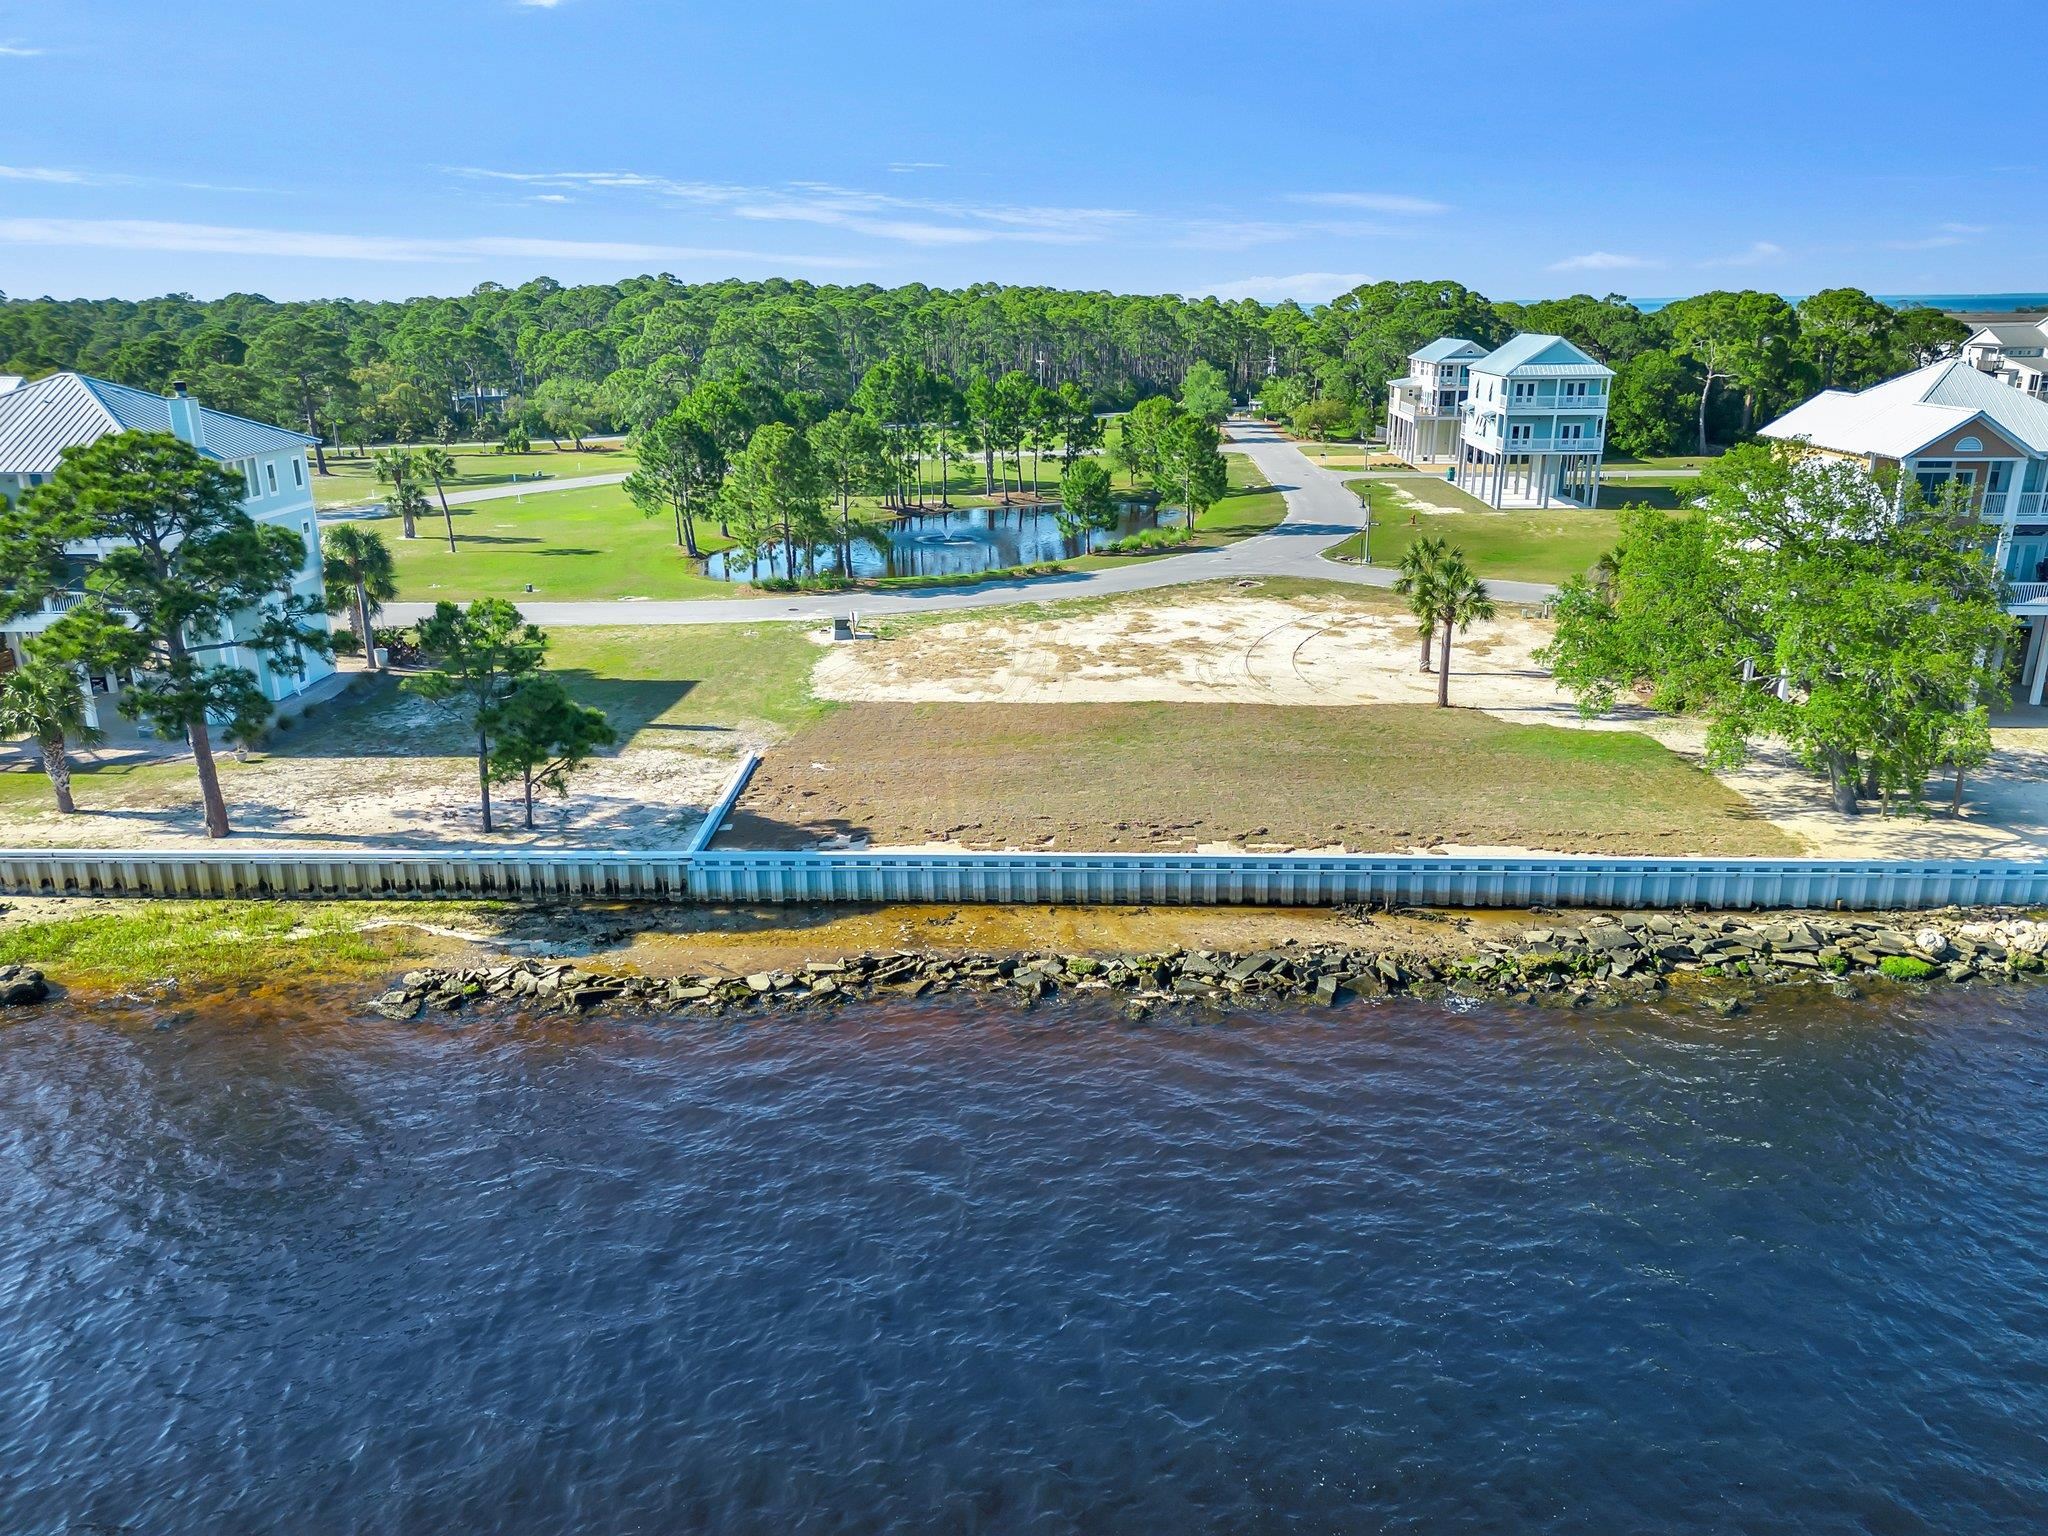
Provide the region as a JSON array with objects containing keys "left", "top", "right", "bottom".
[
  {"left": 1393, "top": 535, "right": 1451, "bottom": 672},
  {"left": 372, "top": 448, "right": 419, "bottom": 538},
  {"left": 414, "top": 445, "right": 458, "bottom": 552},
  {"left": 322, "top": 524, "right": 399, "bottom": 669},
  {"left": 0, "top": 660, "right": 103, "bottom": 814},
  {"left": 1431, "top": 551, "right": 1496, "bottom": 708}
]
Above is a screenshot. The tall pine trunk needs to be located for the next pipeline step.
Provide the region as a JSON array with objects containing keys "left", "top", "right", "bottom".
[
  {"left": 477, "top": 724, "right": 495, "bottom": 834},
  {"left": 1436, "top": 618, "right": 1453, "bottom": 707},
  {"left": 190, "top": 716, "right": 232, "bottom": 838}
]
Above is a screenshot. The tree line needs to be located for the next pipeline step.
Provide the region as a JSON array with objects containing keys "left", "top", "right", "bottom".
[{"left": 1, "top": 277, "right": 1969, "bottom": 466}]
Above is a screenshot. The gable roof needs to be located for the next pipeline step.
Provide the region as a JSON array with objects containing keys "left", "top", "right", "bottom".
[
  {"left": 1761, "top": 358, "right": 2048, "bottom": 459},
  {"left": 1967, "top": 320, "right": 2048, "bottom": 349},
  {"left": 0, "top": 372, "right": 315, "bottom": 475},
  {"left": 1411, "top": 337, "right": 1486, "bottom": 364},
  {"left": 1468, "top": 333, "right": 1614, "bottom": 378}
]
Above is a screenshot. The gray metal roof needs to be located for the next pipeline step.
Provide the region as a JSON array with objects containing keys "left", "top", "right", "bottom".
[{"left": 0, "top": 372, "right": 315, "bottom": 475}]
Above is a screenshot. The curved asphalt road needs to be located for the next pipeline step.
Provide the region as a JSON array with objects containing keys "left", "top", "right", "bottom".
[{"left": 383, "top": 423, "right": 1558, "bottom": 628}]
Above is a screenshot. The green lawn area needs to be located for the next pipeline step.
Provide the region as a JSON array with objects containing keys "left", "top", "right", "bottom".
[
  {"left": 1330, "top": 476, "right": 1689, "bottom": 585},
  {"left": 310, "top": 442, "right": 638, "bottom": 508},
  {"left": 1605, "top": 449, "right": 1722, "bottom": 471},
  {"left": 359, "top": 448, "right": 1281, "bottom": 601},
  {"left": 365, "top": 482, "right": 739, "bottom": 603},
  {"left": 724, "top": 700, "right": 1795, "bottom": 857}
]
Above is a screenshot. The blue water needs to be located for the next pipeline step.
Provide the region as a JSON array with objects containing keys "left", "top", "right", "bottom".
[{"left": 3, "top": 988, "right": 2046, "bottom": 1532}]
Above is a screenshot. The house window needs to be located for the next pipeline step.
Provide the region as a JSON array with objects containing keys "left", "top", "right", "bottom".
[
  {"left": 1559, "top": 423, "right": 1585, "bottom": 443},
  {"left": 1559, "top": 381, "right": 1588, "bottom": 402},
  {"left": 1509, "top": 423, "right": 1533, "bottom": 444},
  {"left": 1512, "top": 381, "right": 1535, "bottom": 401},
  {"left": 266, "top": 462, "right": 279, "bottom": 494},
  {"left": 292, "top": 456, "right": 304, "bottom": 487}
]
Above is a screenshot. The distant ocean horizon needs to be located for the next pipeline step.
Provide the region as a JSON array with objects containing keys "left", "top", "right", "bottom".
[{"left": 1626, "top": 292, "right": 2048, "bottom": 314}]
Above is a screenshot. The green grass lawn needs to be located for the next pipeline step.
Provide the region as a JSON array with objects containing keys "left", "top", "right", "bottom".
[
  {"left": 726, "top": 700, "right": 1795, "bottom": 857},
  {"left": 365, "top": 482, "right": 739, "bottom": 603},
  {"left": 310, "top": 443, "right": 638, "bottom": 508},
  {"left": 1331, "top": 475, "right": 1689, "bottom": 585},
  {"left": 359, "top": 448, "right": 1280, "bottom": 601},
  {"left": 1604, "top": 449, "right": 1722, "bottom": 471}
]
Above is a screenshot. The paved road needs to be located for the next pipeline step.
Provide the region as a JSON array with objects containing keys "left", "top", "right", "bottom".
[
  {"left": 320, "top": 471, "right": 629, "bottom": 521},
  {"left": 384, "top": 423, "right": 1557, "bottom": 628}
]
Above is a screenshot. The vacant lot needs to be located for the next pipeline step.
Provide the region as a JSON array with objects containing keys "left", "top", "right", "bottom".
[{"left": 715, "top": 701, "right": 1794, "bottom": 856}]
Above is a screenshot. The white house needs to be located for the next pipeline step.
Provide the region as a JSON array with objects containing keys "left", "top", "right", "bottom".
[
  {"left": 1385, "top": 338, "right": 1485, "bottom": 464},
  {"left": 1760, "top": 357, "right": 2048, "bottom": 703},
  {"left": 1389, "top": 334, "right": 1613, "bottom": 508},
  {"left": 1960, "top": 316, "right": 2048, "bottom": 402},
  {"left": 0, "top": 373, "right": 335, "bottom": 735}
]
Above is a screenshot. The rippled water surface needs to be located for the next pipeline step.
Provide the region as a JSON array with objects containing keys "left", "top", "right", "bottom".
[{"left": 4, "top": 990, "right": 2047, "bottom": 1533}]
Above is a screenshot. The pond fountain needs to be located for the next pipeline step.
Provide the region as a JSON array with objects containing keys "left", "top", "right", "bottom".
[{"left": 702, "top": 499, "right": 1178, "bottom": 583}]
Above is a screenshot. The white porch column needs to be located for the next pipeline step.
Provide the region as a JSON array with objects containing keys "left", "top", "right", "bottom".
[{"left": 2030, "top": 619, "right": 2048, "bottom": 707}]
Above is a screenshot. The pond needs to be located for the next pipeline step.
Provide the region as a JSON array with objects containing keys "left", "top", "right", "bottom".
[{"left": 701, "top": 500, "right": 1180, "bottom": 583}]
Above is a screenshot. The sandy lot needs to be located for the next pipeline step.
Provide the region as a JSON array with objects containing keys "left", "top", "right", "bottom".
[
  {"left": 814, "top": 588, "right": 2048, "bottom": 858},
  {"left": 0, "top": 686, "right": 745, "bottom": 851}
]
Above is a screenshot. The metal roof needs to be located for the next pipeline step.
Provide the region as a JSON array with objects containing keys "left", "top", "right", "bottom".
[
  {"left": 0, "top": 372, "right": 315, "bottom": 475},
  {"left": 1762, "top": 359, "right": 2048, "bottom": 459},
  {"left": 1470, "top": 333, "right": 1613, "bottom": 377},
  {"left": 1968, "top": 320, "right": 2048, "bottom": 348},
  {"left": 1410, "top": 337, "right": 1486, "bottom": 364}
]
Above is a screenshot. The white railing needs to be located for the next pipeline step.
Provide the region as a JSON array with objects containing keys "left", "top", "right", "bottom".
[
  {"left": 1478, "top": 435, "right": 1606, "bottom": 455},
  {"left": 1, "top": 847, "right": 2046, "bottom": 911}
]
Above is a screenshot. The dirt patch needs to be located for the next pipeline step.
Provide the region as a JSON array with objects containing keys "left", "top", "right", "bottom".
[{"left": 715, "top": 701, "right": 1794, "bottom": 857}]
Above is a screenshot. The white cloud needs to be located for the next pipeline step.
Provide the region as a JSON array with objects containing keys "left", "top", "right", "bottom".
[
  {"left": 0, "top": 217, "right": 869, "bottom": 269},
  {"left": 1883, "top": 223, "right": 1984, "bottom": 252},
  {"left": 1548, "top": 251, "right": 1658, "bottom": 272},
  {"left": 1197, "top": 272, "right": 1374, "bottom": 304},
  {"left": 1286, "top": 191, "right": 1449, "bottom": 215},
  {"left": 455, "top": 166, "right": 1132, "bottom": 247},
  {"left": 887, "top": 161, "right": 946, "bottom": 174},
  {"left": 528, "top": 193, "right": 572, "bottom": 204},
  {"left": 0, "top": 165, "right": 90, "bottom": 183},
  {"left": 0, "top": 43, "right": 45, "bottom": 57},
  {"left": 1701, "top": 240, "right": 1786, "bottom": 268}
]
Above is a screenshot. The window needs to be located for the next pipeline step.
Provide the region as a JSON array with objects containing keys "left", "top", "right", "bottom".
[
  {"left": 1559, "top": 423, "right": 1585, "bottom": 443},
  {"left": 1509, "top": 423, "right": 1533, "bottom": 444},
  {"left": 265, "top": 462, "right": 279, "bottom": 494},
  {"left": 292, "top": 456, "right": 304, "bottom": 487},
  {"left": 241, "top": 459, "right": 260, "bottom": 499},
  {"left": 1955, "top": 436, "right": 1984, "bottom": 453},
  {"left": 1512, "top": 381, "right": 1535, "bottom": 401}
]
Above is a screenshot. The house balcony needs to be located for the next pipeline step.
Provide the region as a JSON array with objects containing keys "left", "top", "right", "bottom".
[
  {"left": 1470, "top": 433, "right": 1607, "bottom": 456},
  {"left": 1501, "top": 397, "right": 1609, "bottom": 414}
]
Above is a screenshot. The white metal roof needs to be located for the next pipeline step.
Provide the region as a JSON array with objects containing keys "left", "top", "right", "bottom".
[
  {"left": 1761, "top": 359, "right": 2048, "bottom": 459},
  {"left": 0, "top": 372, "right": 315, "bottom": 475},
  {"left": 1468, "top": 333, "right": 1614, "bottom": 378},
  {"left": 1410, "top": 337, "right": 1486, "bottom": 364}
]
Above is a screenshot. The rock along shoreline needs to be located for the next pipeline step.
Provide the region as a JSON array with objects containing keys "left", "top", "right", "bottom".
[{"left": 366, "top": 908, "right": 2048, "bottom": 1022}]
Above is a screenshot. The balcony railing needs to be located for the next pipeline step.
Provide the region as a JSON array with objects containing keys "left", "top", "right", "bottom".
[
  {"left": 1502, "top": 396, "right": 1608, "bottom": 413},
  {"left": 1475, "top": 434, "right": 1606, "bottom": 455}
]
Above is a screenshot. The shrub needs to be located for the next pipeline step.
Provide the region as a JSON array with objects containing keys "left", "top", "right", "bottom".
[
  {"left": 1878, "top": 955, "right": 1938, "bottom": 980},
  {"left": 330, "top": 630, "right": 363, "bottom": 656},
  {"left": 1100, "top": 526, "right": 1194, "bottom": 556}
]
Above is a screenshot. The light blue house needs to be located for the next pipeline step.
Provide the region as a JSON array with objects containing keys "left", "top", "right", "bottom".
[
  {"left": 1454, "top": 334, "right": 1614, "bottom": 508},
  {"left": 0, "top": 372, "right": 334, "bottom": 735}
]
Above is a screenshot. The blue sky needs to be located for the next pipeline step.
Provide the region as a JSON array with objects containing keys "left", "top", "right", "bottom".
[{"left": 1, "top": 0, "right": 2041, "bottom": 304}]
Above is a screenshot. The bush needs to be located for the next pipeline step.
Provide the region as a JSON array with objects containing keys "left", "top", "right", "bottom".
[
  {"left": 1099, "top": 526, "right": 1194, "bottom": 555},
  {"left": 1878, "top": 955, "right": 1938, "bottom": 980},
  {"left": 372, "top": 625, "right": 425, "bottom": 667},
  {"left": 330, "top": 629, "right": 363, "bottom": 656}
]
